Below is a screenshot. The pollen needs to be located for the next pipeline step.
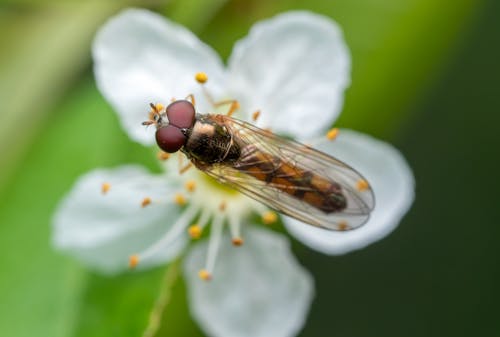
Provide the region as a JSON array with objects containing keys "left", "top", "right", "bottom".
[
  {"left": 262, "top": 211, "right": 278, "bottom": 225},
  {"left": 232, "top": 237, "right": 244, "bottom": 246},
  {"left": 356, "top": 179, "right": 369, "bottom": 192},
  {"left": 338, "top": 221, "right": 349, "bottom": 231},
  {"left": 174, "top": 193, "right": 187, "bottom": 206},
  {"left": 157, "top": 151, "right": 170, "bottom": 161},
  {"left": 195, "top": 72, "right": 208, "bottom": 84},
  {"left": 188, "top": 224, "right": 202, "bottom": 239},
  {"left": 198, "top": 269, "right": 212, "bottom": 281},
  {"left": 141, "top": 197, "right": 152, "bottom": 207},
  {"left": 252, "top": 110, "right": 261, "bottom": 122},
  {"left": 219, "top": 201, "right": 227, "bottom": 212},
  {"left": 185, "top": 180, "right": 196, "bottom": 192},
  {"left": 101, "top": 182, "right": 111, "bottom": 194},
  {"left": 326, "top": 128, "right": 339, "bottom": 140},
  {"left": 129, "top": 254, "right": 139, "bottom": 269},
  {"left": 154, "top": 103, "right": 164, "bottom": 111}
]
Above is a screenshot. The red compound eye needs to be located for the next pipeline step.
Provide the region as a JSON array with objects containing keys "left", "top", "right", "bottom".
[
  {"left": 155, "top": 125, "right": 186, "bottom": 153},
  {"left": 166, "top": 100, "right": 195, "bottom": 128}
]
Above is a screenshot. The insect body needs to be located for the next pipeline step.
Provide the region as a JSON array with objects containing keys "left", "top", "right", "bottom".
[{"left": 147, "top": 99, "right": 375, "bottom": 231}]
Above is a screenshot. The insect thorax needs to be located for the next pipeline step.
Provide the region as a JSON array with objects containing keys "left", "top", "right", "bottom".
[{"left": 183, "top": 115, "right": 241, "bottom": 165}]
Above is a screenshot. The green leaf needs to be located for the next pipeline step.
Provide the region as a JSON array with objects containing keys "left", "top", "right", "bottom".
[
  {"left": 0, "top": 79, "right": 159, "bottom": 337},
  {"left": 0, "top": 2, "right": 122, "bottom": 192}
]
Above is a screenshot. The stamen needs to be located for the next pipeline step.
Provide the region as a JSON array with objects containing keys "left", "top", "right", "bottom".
[
  {"left": 154, "top": 103, "right": 164, "bottom": 112},
  {"left": 252, "top": 110, "right": 261, "bottom": 122},
  {"left": 202, "top": 213, "right": 224, "bottom": 279},
  {"left": 338, "top": 221, "right": 349, "bottom": 231},
  {"left": 129, "top": 254, "right": 139, "bottom": 269},
  {"left": 188, "top": 224, "right": 202, "bottom": 239},
  {"left": 157, "top": 151, "right": 170, "bottom": 161},
  {"left": 262, "top": 211, "right": 278, "bottom": 225},
  {"left": 184, "top": 180, "right": 196, "bottom": 193},
  {"left": 198, "top": 269, "right": 212, "bottom": 281},
  {"left": 356, "top": 179, "right": 369, "bottom": 192},
  {"left": 195, "top": 72, "right": 208, "bottom": 84},
  {"left": 101, "top": 182, "right": 111, "bottom": 194},
  {"left": 141, "top": 197, "right": 152, "bottom": 207},
  {"left": 232, "top": 237, "right": 244, "bottom": 246},
  {"left": 134, "top": 204, "right": 198, "bottom": 263},
  {"left": 187, "top": 208, "right": 211, "bottom": 240},
  {"left": 326, "top": 128, "right": 339, "bottom": 141},
  {"left": 228, "top": 214, "right": 243, "bottom": 246},
  {"left": 174, "top": 193, "right": 187, "bottom": 206}
]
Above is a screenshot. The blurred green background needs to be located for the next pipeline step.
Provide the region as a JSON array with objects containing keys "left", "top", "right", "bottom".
[{"left": 0, "top": 0, "right": 498, "bottom": 336}]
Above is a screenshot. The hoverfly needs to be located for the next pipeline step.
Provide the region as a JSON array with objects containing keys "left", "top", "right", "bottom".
[{"left": 144, "top": 99, "right": 375, "bottom": 231}]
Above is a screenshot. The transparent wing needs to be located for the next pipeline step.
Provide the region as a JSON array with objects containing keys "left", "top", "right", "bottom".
[{"left": 200, "top": 115, "right": 375, "bottom": 231}]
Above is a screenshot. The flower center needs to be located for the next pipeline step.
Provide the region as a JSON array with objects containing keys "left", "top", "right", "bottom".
[{"left": 126, "top": 152, "right": 276, "bottom": 281}]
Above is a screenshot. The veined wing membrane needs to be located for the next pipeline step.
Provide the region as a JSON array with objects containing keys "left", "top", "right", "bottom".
[{"left": 202, "top": 115, "right": 375, "bottom": 231}]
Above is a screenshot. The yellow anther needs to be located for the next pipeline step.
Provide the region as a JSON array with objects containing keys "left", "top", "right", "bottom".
[
  {"left": 185, "top": 180, "right": 196, "bottom": 192},
  {"left": 232, "top": 237, "right": 244, "bottom": 246},
  {"left": 356, "top": 179, "right": 369, "bottom": 192},
  {"left": 252, "top": 110, "right": 261, "bottom": 122},
  {"left": 326, "top": 128, "right": 339, "bottom": 140},
  {"left": 195, "top": 72, "right": 208, "bottom": 84},
  {"left": 188, "top": 224, "right": 202, "bottom": 239},
  {"left": 174, "top": 193, "right": 187, "bottom": 206},
  {"left": 198, "top": 269, "right": 212, "bottom": 281},
  {"left": 219, "top": 201, "right": 227, "bottom": 212},
  {"left": 129, "top": 254, "right": 139, "bottom": 269},
  {"left": 101, "top": 182, "right": 111, "bottom": 194},
  {"left": 157, "top": 151, "right": 170, "bottom": 161},
  {"left": 141, "top": 197, "right": 152, "bottom": 207},
  {"left": 262, "top": 211, "right": 278, "bottom": 225},
  {"left": 338, "top": 221, "right": 349, "bottom": 231}
]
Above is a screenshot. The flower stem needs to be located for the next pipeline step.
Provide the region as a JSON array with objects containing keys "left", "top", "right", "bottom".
[{"left": 142, "top": 260, "right": 180, "bottom": 337}]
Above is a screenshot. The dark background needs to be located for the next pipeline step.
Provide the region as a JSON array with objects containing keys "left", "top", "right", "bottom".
[{"left": 303, "top": 0, "right": 499, "bottom": 335}]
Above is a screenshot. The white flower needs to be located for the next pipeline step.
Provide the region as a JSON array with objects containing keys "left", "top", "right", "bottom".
[{"left": 52, "top": 8, "right": 414, "bottom": 337}]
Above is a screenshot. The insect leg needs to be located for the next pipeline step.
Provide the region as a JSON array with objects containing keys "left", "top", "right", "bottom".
[
  {"left": 213, "top": 99, "right": 240, "bottom": 116},
  {"left": 194, "top": 72, "right": 240, "bottom": 116},
  {"left": 178, "top": 154, "right": 193, "bottom": 174},
  {"left": 185, "top": 94, "right": 196, "bottom": 106}
]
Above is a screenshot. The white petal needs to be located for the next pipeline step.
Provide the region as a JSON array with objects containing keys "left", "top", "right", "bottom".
[
  {"left": 53, "top": 165, "right": 188, "bottom": 274},
  {"left": 183, "top": 226, "right": 314, "bottom": 337},
  {"left": 228, "top": 11, "right": 350, "bottom": 140},
  {"left": 93, "top": 8, "right": 226, "bottom": 145},
  {"left": 285, "top": 130, "right": 414, "bottom": 254}
]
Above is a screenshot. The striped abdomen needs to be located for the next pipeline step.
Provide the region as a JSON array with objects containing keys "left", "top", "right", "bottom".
[{"left": 235, "top": 146, "right": 346, "bottom": 213}]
